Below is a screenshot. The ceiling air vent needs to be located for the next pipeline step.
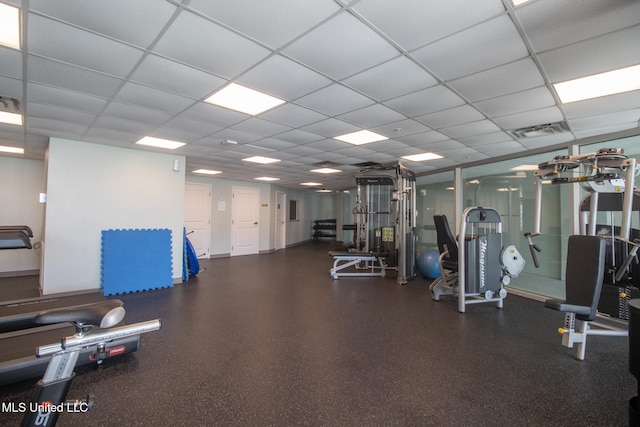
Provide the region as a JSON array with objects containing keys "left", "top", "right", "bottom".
[
  {"left": 509, "top": 121, "right": 569, "bottom": 139},
  {"left": 313, "top": 161, "right": 340, "bottom": 168},
  {"left": 352, "top": 161, "right": 381, "bottom": 168}
]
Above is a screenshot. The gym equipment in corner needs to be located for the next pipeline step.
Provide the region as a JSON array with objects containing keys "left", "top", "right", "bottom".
[
  {"left": 544, "top": 235, "right": 628, "bottom": 360},
  {"left": 20, "top": 300, "right": 160, "bottom": 427},
  {"left": 429, "top": 208, "right": 525, "bottom": 312},
  {"left": 629, "top": 299, "right": 639, "bottom": 425},
  {"left": 330, "top": 162, "right": 416, "bottom": 285}
]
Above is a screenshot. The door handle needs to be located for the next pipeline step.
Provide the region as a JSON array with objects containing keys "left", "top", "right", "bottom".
[{"left": 254, "top": 222, "right": 258, "bottom": 225}]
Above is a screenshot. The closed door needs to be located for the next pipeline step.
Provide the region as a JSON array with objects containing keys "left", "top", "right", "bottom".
[
  {"left": 184, "top": 183, "right": 211, "bottom": 259},
  {"left": 231, "top": 186, "right": 259, "bottom": 256}
]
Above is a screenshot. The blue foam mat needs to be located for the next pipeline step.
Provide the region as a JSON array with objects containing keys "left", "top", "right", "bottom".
[{"left": 101, "top": 228, "right": 173, "bottom": 296}]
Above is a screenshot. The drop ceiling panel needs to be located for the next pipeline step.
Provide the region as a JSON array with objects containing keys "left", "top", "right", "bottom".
[
  {"left": 475, "top": 86, "right": 555, "bottom": 117},
  {"left": 440, "top": 120, "right": 501, "bottom": 139},
  {"left": 538, "top": 26, "right": 640, "bottom": 83},
  {"left": 302, "top": 138, "right": 352, "bottom": 152},
  {"left": 279, "top": 145, "right": 324, "bottom": 157},
  {"left": 296, "top": 85, "right": 375, "bottom": 117},
  {"left": 28, "top": 15, "right": 144, "bottom": 78},
  {"left": 115, "top": 83, "right": 195, "bottom": 114},
  {"left": 385, "top": 85, "right": 465, "bottom": 117},
  {"left": 131, "top": 55, "right": 226, "bottom": 99},
  {"left": 232, "top": 117, "right": 292, "bottom": 138},
  {"left": 337, "top": 104, "right": 406, "bottom": 129},
  {"left": 29, "top": 0, "right": 177, "bottom": 48},
  {"left": 569, "top": 109, "right": 640, "bottom": 131},
  {"left": 91, "top": 116, "right": 155, "bottom": 135},
  {"left": 28, "top": 103, "right": 96, "bottom": 126},
  {"left": 153, "top": 10, "right": 270, "bottom": 78},
  {"left": 301, "top": 118, "right": 360, "bottom": 138},
  {"left": 416, "top": 105, "right": 484, "bottom": 129},
  {"left": 493, "top": 106, "right": 564, "bottom": 130},
  {"left": 27, "top": 83, "right": 108, "bottom": 114},
  {"left": 238, "top": 55, "right": 332, "bottom": 101},
  {"left": 0, "top": 76, "right": 22, "bottom": 99},
  {"left": 260, "top": 104, "right": 328, "bottom": 128},
  {"left": 27, "top": 56, "right": 124, "bottom": 98},
  {"left": 182, "top": 103, "right": 248, "bottom": 127},
  {"left": 0, "top": 47, "right": 22, "bottom": 79},
  {"left": 412, "top": 15, "right": 528, "bottom": 81},
  {"left": 562, "top": 90, "right": 640, "bottom": 120},
  {"left": 458, "top": 131, "right": 515, "bottom": 147},
  {"left": 343, "top": 56, "right": 438, "bottom": 101},
  {"left": 448, "top": 58, "right": 545, "bottom": 102},
  {"left": 276, "top": 129, "right": 325, "bottom": 145},
  {"left": 573, "top": 123, "right": 640, "bottom": 140},
  {"left": 248, "top": 138, "right": 297, "bottom": 151},
  {"left": 101, "top": 102, "right": 173, "bottom": 126},
  {"left": 210, "top": 128, "right": 262, "bottom": 144},
  {"left": 514, "top": 0, "right": 640, "bottom": 52},
  {"left": 477, "top": 141, "right": 526, "bottom": 155},
  {"left": 395, "top": 130, "right": 450, "bottom": 146},
  {"left": 371, "top": 119, "right": 434, "bottom": 138},
  {"left": 161, "top": 117, "right": 222, "bottom": 139},
  {"left": 283, "top": 12, "right": 399, "bottom": 80},
  {"left": 352, "top": 0, "right": 506, "bottom": 51}
]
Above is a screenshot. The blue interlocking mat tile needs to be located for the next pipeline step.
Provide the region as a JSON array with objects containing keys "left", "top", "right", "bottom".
[{"left": 101, "top": 228, "right": 173, "bottom": 296}]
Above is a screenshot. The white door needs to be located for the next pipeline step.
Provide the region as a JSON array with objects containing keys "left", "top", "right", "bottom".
[
  {"left": 275, "top": 191, "right": 286, "bottom": 250},
  {"left": 184, "top": 183, "right": 211, "bottom": 259},
  {"left": 231, "top": 186, "right": 260, "bottom": 256}
]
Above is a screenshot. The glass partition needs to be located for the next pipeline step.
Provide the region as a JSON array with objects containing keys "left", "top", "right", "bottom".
[
  {"left": 461, "top": 149, "right": 569, "bottom": 298},
  {"left": 415, "top": 171, "right": 454, "bottom": 255}
]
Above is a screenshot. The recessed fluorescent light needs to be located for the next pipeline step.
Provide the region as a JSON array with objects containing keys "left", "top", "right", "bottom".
[
  {"left": 205, "top": 83, "right": 285, "bottom": 115},
  {"left": 255, "top": 176, "right": 280, "bottom": 181},
  {"left": 193, "top": 169, "right": 222, "bottom": 175},
  {"left": 0, "top": 145, "right": 24, "bottom": 154},
  {"left": 301, "top": 182, "right": 323, "bottom": 186},
  {"left": 401, "top": 152, "right": 443, "bottom": 162},
  {"left": 316, "top": 189, "right": 333, "bottom": 193},
  {"left": 512, "top": 0, "right": 531, "bottom": 5},
  {"left": 311, "top": 168, "right": 341, "bottom": 174},
  {"left": 0, "top": 3, "right": 20, "bottom": 50},
  {"left": 511, "top": 165, "right": 539, "bottom": 171},
  {"left": 554, "top": 64, "right": 640, "bottom": 103},
  {"left": 243, "top": 156, "right": 280, "bottom": 164},
  {"left": 0, "top": 111, "right": 22, "bottom": 125},
  {"left": 497, "top": 187, "right": 520, "bottom": 192},
  {"left": 136, "top": 136, "right": 185, "bottom": 150},
  {"left": 334, "top": 130, "right": 388, "bottom": 145}
]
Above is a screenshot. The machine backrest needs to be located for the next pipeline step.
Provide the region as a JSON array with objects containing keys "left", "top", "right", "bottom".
[
  {"left": 433, "top": 215, "right": 458, "bottom": 264},
  {"left": 565, "top": 235, "right": 606, "bottom": 321}
]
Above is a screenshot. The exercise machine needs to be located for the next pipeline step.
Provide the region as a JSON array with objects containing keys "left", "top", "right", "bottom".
[
  {"left": 0, "top": 225, "right": 34, "bottom": 249},
  {"left": 430, "top": 207, "right": 525, "bottom": 312},
  {"left": 20, "top": 299, "right": 160, "bottom": 426},
  {"left": 329, "top": 162, "right": 416, "bottom": 285},
  {"left": 527, "top": 148, "right": 638, "bottom": 359}
]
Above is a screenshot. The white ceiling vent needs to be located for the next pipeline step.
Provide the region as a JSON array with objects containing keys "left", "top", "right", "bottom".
[{"left": 508, "top": 121, "right": 569, "bottom": 139}]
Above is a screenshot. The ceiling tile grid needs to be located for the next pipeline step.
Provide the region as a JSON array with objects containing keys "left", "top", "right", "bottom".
[{"left": 0, "top": 0, "right": 637, "bottom": 190}]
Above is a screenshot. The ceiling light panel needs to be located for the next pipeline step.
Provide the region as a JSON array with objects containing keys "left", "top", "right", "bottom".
[
  {"left": 553, "top": 64, "right": 640, "bottom": 104},
  {"left": 255, "top": 176, "right": 280, "bottom": 181},
  {"left": 0, "top": 3, "right": 20, "bottom": 50},
  {"left": 311, "top": 168, "right": 341, "bottom": 174},
  {"left": 0, "top": 111, "right": 23, "bottom": 126},
  {"left": 0, "top": 145, "right": 24, "bottom": 154},
  {"left": 205, "top": 83, "right": 285, "bottom": 116},
  {"left": 193, "top": 169, "right": 222, "bottom": 175},
  {"left": 334, "top": 130, "right": 388, "bottom": 145},
  {"left": 401, "top": 152, "right": 443, "bottom": 162},
  {"left": 243, "top": 156, "right": 281, "bottom": 164},
  {"left": 135, "top": 136, "right": 185, "bottom": 150}
]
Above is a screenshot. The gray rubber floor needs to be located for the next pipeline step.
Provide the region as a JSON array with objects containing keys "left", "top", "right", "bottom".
[{"left": 0, "top": 241, "right": 635, "bottom": 426}]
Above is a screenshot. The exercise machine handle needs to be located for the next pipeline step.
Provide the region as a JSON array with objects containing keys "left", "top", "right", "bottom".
[
  {"left": 524, "top": 232, "right": 541, "bottom": 268},
  {"left": 614, "top": 239, "right": 640, "bottom": 283}
]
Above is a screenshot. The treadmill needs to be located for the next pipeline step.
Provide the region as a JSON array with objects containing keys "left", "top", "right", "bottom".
[{"left": 1, "top": 227, "right": 141, "bottom": 386}]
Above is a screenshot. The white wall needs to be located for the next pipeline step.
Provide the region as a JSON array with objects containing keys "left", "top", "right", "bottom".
[
  {"left": 186, "top": 176, "right": 336, "bottom": 256},
  {"left": 0, "top": 157, "right": 45, "bottom": 274},
  {"left": 42, "top": 138, "right": 185, "bottom": 295}
]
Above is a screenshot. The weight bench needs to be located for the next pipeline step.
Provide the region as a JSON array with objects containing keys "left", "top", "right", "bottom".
[
  {"left": 545, "top": 235, "right": 628, "bottom": 360},
  {"left": 329, "top": 251, "right": 386, "bottom": 280}
]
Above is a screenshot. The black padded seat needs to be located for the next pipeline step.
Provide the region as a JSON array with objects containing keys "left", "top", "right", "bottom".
[
  {"left": 433, "top": 215, "right": 458, "bottom": 272},
  {"left": 544, "top": 235, "right": 606, "bottom": 321}
]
